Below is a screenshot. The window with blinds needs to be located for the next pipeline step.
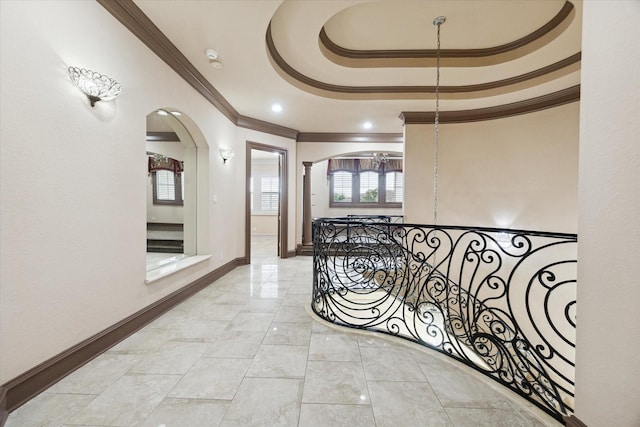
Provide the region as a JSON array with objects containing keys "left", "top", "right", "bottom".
[
  {"left": 359, "top": 171, "right": 379, "bottom": 202},
  {"left": 332, "top": 171, "right": 353, "bottom": 202},
  {"left": 152, "top": 170, "right": 183, "bottom": 205},
  {"left": 328, "top": 159, "right": 402, "bottom": 207},
  {"left": 260, "top": 176, "right": 279, "bottom": 211},
  {"left": 385, "top": 171, "right": 403, "bottom": 203}
]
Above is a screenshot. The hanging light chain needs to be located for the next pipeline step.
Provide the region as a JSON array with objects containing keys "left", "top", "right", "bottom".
[{"left": 433, "top": 16, "right": 445, "bottom": 227}]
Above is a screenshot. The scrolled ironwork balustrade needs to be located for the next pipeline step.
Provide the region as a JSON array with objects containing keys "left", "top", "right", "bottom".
[{"left": 311, "top": 216, "right": 577, "bottom": 422}]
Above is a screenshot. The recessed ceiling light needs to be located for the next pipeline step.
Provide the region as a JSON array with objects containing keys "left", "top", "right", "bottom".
[
  {"left": 271, "top": 104, "right": 283, "bottom": 113},
  {"left": 363, "top": 121, "right": 373, "bottom": 129},
  {"left": 157, "top": 110, "right": 168, "bottom": 116}
]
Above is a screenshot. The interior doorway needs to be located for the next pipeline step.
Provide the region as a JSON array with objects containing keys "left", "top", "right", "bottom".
[{"left": 246, "top": 141, "right": 288, "bottom": 264}]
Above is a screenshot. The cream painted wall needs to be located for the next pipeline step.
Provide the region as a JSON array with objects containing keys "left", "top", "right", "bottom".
[
  {"left": 251, "top": 216, "right": 278, "bottom": 236},
  {"left": 404, "top": 103, "right": 580, "bottom": 233},
  {"left": 0, "top": 1, "right": 296, "bottom": 383},
  {"left": 576, "top": 2, "right": 640, "bottom": 426}
]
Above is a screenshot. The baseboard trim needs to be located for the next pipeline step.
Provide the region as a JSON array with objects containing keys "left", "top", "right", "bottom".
[
  {"left": 0, "top": 387, "right": 7, "bottom": 427},
  {"left": 564, "top": 415, "right": 588, "bottom": 427},
  {"left": 0, "top": 257, "right": 245, "bottom": 417},
  {"left": 287, "top": 250, "right": 297, "bottom": 258},
  {"left": 296, "top": 243, "right": 313, "bottom": 256}
]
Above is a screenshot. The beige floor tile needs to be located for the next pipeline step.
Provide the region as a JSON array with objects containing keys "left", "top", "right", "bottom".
[
  {"left": 6, "top": 393, "right": 96, "bottom": 427},
  {"left": 246, "top": 345, "right": 308, "bottom": 378},
  {"left": 203, "top": 330, "right": 266, "bottom": 358},
  {"left": 47, "top": 353, "right": 140, "bottom": 395},
  {"left": 225, "top": 312, "right": 275, "bottom": 332},
  {"left": 298, "top": 403, "right": 375, "bottom": 427},
  {"left": 220, "top": 377, "right": 302, "bottom": 426},
  {"left": 302, "top": 361, "right": 369, "bottom": 405},
  {"left": 168, "top": 358, "right": 251, "bottom": 399},
  {"left": 129, "top": 341, "right": 209, "bottom": 375},
  {"left": 108, "top": 325, "right": 176, "bottom": 355},
  {"left": 243, "top": 298, "right": 283, "bottom": 313},
  {"left": 194, "top": 303, "right": 245, "bottom": 321},
  {"left": 368, "top": 380, "right": 451, "bottom": 426},
  {"left": 66, "top": 373, "right": 180, "bottom": 426},
  {"left": 360, "top": 346, "right": 427, "bottom": 382},
  {"left": 274, "top": 305, "right": 312, "bottom": 323},
  {"left": 308, "top": 333, "right": 361, "bottom": 362},
  {"left": 263, "top": 322, "right": 312, "bottom": 346},
  {"left": 419, "top": 361, "right": 513, "bottom": 409},
  {"left": 140, "top": 398, "right": 229, "bottom": 427}
]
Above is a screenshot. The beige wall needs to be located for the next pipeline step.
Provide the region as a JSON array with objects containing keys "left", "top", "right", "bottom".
[
  {"left": 251, "top": 215, "right": 278, "bottom": 236},
  {"left": 404, "top": 103, "right": 580, "bottom": 233},
  {"left": 576, "top": 2, "right": 640, "bottom": 425},
  {"left": 0, "top": 1, "right": 296, "bottom": 383}
]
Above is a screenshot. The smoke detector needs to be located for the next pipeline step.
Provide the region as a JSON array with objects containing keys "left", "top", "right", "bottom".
[{"left": 205, "top": 49, "right": 223, "bottom": 69}]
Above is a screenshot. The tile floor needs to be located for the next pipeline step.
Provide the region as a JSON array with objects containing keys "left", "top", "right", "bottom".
[{"left": 6, "top": 236, "right": 559, "bottom": 426}]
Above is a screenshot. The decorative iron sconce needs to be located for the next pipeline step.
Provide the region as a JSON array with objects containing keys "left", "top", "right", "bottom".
[
  {"left": 220, "top": 149, "right": 235, "bottom": 164},
  {"left": 68, "top": 66, "right": 122, "bottom": 107}
]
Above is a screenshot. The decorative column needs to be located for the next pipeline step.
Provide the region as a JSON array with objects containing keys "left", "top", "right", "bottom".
[{"left": 302, "top": 161, "right": 313, "bottom": 246}]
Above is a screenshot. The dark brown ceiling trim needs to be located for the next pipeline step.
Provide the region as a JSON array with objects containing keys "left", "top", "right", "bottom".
[
  {"left": 237, "top": 115, "right": 298, "bottom": 140},
  {"left": 96, "top": 0, "right": 298, "bottom": 141},
  {"left": 96, "top": 0, "right": 238, "bottom": 123},
  {"left": 146, "top": 131, "right": 179, "bottom": 142},
  {"left": 400, "top": 85, "right": 580, "bottom": 124},
  {"left": 297, "top": 133, "right": 403, "bottom": 143},
  {"left": 268, "top": 22, "right": 580, "bottom": 97},
  {"left": 320, "top": 1, "right": 574, "bottom": 62}
]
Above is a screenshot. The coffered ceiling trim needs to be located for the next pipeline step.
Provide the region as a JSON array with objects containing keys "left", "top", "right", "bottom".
[
  {"left": 400, "top": 85, "right": 579, "bottom": 124},
  {"left": 268, "top": 22, "right": 580, "bottom": 99},
  {"left": 320, "top": 1, "right": 575, "bottom": 68}
]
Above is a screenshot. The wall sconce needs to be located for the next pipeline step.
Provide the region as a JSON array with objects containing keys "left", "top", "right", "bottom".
[
  {"left": 68, "top": 66, "right": 122, "bottom": 107},
  {"left": 220, "top": 149, "right": 235, "bottom": 164}
]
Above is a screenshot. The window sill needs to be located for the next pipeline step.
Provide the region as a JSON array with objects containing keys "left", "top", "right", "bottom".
[
  {"left": 329, "top": 203, "right": 402, "bottom": 209},
  {"left": 145, "top": 255, "right": 211, "bottom": 284}
]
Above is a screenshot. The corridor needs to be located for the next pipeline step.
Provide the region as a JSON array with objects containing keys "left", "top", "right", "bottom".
[{"left": 7, "top": 238, "right": 556, "bottom": 426}]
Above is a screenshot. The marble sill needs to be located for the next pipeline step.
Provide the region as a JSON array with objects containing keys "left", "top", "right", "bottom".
[{"left": 145, "top": 255, "right": 211, "bottom": 284}]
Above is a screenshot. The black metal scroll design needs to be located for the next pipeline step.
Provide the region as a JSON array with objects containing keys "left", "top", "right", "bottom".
[{"left": 312, "top": 218, "right": 577, "bottom": 422}]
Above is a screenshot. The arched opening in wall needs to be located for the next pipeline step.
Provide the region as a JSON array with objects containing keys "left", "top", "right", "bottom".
[
  {"left": 246, "top": 141, "right": 288, "bottom": 264},
  {"left": 312, "top": 150, "right": 404, "bottom": 218},
  {"left": 146, "top": 109, "right": 209, "bottom": 278}
]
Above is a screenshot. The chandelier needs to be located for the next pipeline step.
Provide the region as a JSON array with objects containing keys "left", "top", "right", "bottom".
[{"left": 371, "top": 152, "right": 389, "bottom": 169}]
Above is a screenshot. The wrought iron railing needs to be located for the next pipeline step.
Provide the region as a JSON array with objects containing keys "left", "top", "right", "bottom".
[{"left": 312, "top": 217, "right": 577, "bottom": 422}]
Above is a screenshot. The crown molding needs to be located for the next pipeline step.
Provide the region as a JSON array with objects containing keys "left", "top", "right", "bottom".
[
  {"left": 400, "top": 85, "right": 580, "bottom": 124},
  {"left": 269, "top": 21, "right": 580, "bottom": 98},
  {"left": 237, "top": 115, "right": 298, "bottom": 140},
  {"left": 97, "top": 0, "right": 298, "bottom": 141},
  {"left": 297, "top": 133, "right": 403, "bottom": 143},
  {"left": 320, "top": 1, "right": 575, "bottom": 66},
  {"left": 99, "top": 0, "right": 581, "bottom": 135}
]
